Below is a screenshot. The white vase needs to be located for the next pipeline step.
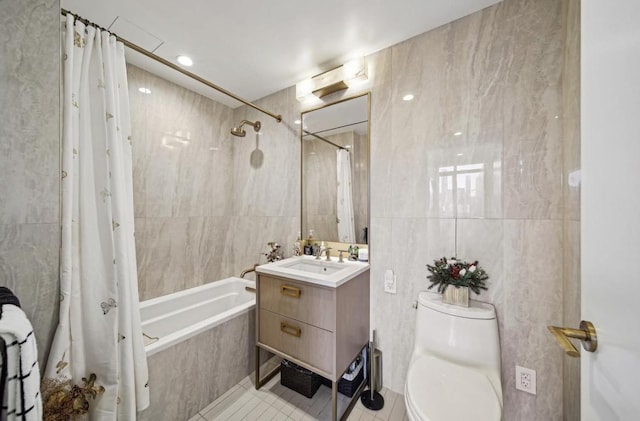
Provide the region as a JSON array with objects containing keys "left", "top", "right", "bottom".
[{"left": 442, "top": 286, "right": 469, "bottom": 307}]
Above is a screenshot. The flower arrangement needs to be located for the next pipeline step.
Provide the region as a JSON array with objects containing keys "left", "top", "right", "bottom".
[{"left": 427, "top": 257, "right": 489, "bottom": 295}]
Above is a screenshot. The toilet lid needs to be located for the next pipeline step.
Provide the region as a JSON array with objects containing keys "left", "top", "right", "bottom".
[{"left": 406, "top": 354, "right": 501, "bottom": 421}]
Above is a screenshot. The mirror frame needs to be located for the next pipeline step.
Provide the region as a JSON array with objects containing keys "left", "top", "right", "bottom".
[{"left": 300, "top": 92, "right": 371, "bottom": 250}]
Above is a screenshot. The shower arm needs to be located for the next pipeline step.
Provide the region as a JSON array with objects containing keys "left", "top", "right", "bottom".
[
  {"left": 61, "top": 8, "right": 282, "bottom": 123},
  {"left": 238, "top": 120, "right": 261, "bottom": 131}
]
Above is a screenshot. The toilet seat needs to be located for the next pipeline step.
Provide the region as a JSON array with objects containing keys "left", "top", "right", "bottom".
[{"left": 405, "top": 354, "right": 501, "bottom": 421}]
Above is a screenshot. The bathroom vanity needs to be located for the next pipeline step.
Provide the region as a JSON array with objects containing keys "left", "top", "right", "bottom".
[{"left": 255, "top": 256, "right": 370, "bottom": 421}]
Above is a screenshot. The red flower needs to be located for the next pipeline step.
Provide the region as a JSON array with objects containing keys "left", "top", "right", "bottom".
[{"left": 451, "top": 266, "right": 460, "bottom": 279}]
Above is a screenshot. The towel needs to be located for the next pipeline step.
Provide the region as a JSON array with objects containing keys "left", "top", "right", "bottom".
[
  {"left": 0, "top": 300, "right": 42, "bottom": 421},
  {"left": 0, "top": 287, "right": 21, "bottom": 317}
]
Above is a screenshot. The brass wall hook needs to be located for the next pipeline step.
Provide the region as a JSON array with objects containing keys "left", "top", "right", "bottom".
[{"left": 547, "top": 320, "right": 597, "bottom": 357}]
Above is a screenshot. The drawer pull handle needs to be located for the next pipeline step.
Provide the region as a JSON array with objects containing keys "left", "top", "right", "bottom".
[
  {"left": 280, "top": 322, "right": 302, "bottom": 337},
  {"left": 280, "top": 285, "right": 301, "bottom": 298}
]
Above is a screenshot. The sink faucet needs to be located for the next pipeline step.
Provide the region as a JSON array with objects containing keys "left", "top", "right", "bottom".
[{"left": 315, "top": 247, "right": 332, "bottom": 261}]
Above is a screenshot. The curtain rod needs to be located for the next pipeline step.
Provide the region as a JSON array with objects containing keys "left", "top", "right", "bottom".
[
  {"left": 60, "top": 8, "right": 282, "bottom": 123},
  {"left": 303, "top": 130, "right": 348, "bottom": 151}
]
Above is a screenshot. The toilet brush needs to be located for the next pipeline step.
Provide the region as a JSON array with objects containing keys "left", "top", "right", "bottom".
[{"left": 360, "top": 330, "right": 384, "bottom": 410}]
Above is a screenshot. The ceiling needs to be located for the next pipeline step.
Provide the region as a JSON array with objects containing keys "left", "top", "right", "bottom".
[{"left": 61, "top": 0, "right": 501, "bottom": 109}]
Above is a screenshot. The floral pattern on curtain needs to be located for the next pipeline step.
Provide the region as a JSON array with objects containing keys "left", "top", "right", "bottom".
[{"left": 44, "top": 14, "right": 149, "bottom": 420}]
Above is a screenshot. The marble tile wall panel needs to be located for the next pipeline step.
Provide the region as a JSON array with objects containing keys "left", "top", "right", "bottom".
[
  {"left": 0, "top": 0, "right": 60, "bottom": 368},
  {"left": 0, "top": 0, "right": 60, "bottom": 226},
  {"left": 368, "top": 217, "right": 393, "bottom": 387},
  {"left": 135, "top": 216, "right": 234, "bottom": 301},
  {"left": 501, "top": 0, "right": 564, "bottom": 220},
  {"left": 390, "top": 5, "right": 506, "bottom": 220},
  {"left": 368, "top": 49, "right": 394, "bottom": 219},
  {"left": 128, "top": 65, "right": 237, "bottom": 299},
  {"left": 456, "top": 218, "right": 505, "bottom": 329},
  {"left": 128, "top": 65, "right": 235, "bottom": 220},
  {"left": 372, "top": 218, "right": 455, "bottom": 392},
  {"left": 503, "top": 219, "right": 564, "bottom": 421},
  {"left": 138, "top": 309, "right": 256, "bottom": 421},
  {"left": 232, "top": 87, "right": 300, "bottom": 219}
]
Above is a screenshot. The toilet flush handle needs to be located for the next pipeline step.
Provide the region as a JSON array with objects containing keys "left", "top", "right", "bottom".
[{"left": 412, "top": 301, "right": 418, "bottom": 309}]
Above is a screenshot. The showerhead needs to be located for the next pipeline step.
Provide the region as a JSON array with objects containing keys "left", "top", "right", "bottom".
[
  {"left": 230, "top": 126, "right": 246, "bottom": 137},
  {"left": 231, "top": 119, "right": 261, "bottom": 137}
]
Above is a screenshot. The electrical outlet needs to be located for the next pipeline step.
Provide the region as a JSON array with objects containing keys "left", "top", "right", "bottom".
[
  {"left": 515, "top": 366, "right": 536, "bottom": 395},
  {"left": 384, "top": 269, "right": 396, "bottom": 294}
]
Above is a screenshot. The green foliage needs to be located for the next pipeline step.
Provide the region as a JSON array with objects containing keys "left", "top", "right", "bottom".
[{"left": 427, "top": 257, "right": 489, "bottom": 295}]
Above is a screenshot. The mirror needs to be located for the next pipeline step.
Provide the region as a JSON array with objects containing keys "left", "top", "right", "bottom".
[{"left": 301, "top": 93, "right": 370, "bottom": 245}]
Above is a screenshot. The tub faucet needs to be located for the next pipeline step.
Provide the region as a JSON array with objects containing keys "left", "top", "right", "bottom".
[{"left": 240, "top": 264, "right": 258, "bottom": 278}]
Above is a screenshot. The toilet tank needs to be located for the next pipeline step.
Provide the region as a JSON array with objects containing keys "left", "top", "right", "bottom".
[{"left": 414, "top": 291, "right": 501, "bottom": 373}]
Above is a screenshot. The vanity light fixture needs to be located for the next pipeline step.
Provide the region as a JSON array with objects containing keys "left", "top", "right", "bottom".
[
  {"left": 402, "top": 94, "right": 415, "bottom": 101},
  {"left": 296, "top": 57, "right": 368, "bottom": 102},
  {"left": 176, "top": 55, "right": 193, "bottom": 66}
]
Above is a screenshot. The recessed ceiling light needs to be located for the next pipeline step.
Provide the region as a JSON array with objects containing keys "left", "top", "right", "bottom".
[
  {"left": 138, "top": 87, "right": 151, "bottom": 94},
  {"left": 457, "top": 153, "right": 464, "bottom": 156},
  {"left": 453, "top": 131, "right": 463, "bottom": 136},
  {"left": 294, "top": 119, "right": 301, "bottom": 125},
  {"left": 402, "top": 94, "right": 414, "bottom": 101},
  {"left": 177, "top": 55, "right": 193, "bottom": 66}
]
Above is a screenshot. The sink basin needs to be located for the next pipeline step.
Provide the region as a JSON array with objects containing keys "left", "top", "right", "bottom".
[
  {"left": 255, "top": 255, "right": 369, "bottom": 287},
  {"left": 280, "top": 260, "right": 344, "bottom": 275}
]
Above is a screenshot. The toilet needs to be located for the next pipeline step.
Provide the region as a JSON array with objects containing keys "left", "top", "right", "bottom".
[{"left": 404, "top": 291, "right": 503, "bottom": 421}]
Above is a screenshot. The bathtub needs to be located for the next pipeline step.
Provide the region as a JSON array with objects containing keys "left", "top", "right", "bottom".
[
  {"left": 138, "top": 276, "right": 261, "bottom": 420},
  {"left": 140, "top": 277, "right": 256, "bottom": 356}
]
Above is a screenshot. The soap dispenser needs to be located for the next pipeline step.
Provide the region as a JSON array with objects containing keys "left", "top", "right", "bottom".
[{"left": 304, "top": 230, "right": 315, "bottom": 255}]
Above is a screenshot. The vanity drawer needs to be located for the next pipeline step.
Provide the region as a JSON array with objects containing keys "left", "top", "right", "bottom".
[
  {"left": 259, "top": 309, "right": 333, "bottom": 374},
  {"left": 258, "top": 275, "right": 335, "bottom": 331}
]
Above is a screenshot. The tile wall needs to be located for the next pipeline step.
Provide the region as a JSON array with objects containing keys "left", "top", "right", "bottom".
[
  {"left": 0, "top": 0, "right": 60, "bottom": 367},
  {"left": 235, "top": 1, "right": 579, "bottom": 420},
  {"left": 127, "top": 65, "right": 237, "bottom": 300}
]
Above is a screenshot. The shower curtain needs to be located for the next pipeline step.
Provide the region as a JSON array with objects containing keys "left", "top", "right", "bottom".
[
  {"left": 336, "top": 149, "right": 356, "bottom": 243},
  {"left": 44, "top": 15, "right": 149, "bottom": 420}
]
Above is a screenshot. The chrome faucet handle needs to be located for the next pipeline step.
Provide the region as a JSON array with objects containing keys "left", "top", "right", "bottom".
[{"left": 338, "top": 250, "right": 348, "bottom": 263}]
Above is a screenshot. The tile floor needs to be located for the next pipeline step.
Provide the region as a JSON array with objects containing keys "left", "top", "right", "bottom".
[{"left": 187, "top": 371, "right": 408, "bottom": 421}]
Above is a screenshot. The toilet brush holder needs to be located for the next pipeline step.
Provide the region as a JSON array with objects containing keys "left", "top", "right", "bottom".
[{"left": 361, "top": 332, "right": 384, "bottom": 410}]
